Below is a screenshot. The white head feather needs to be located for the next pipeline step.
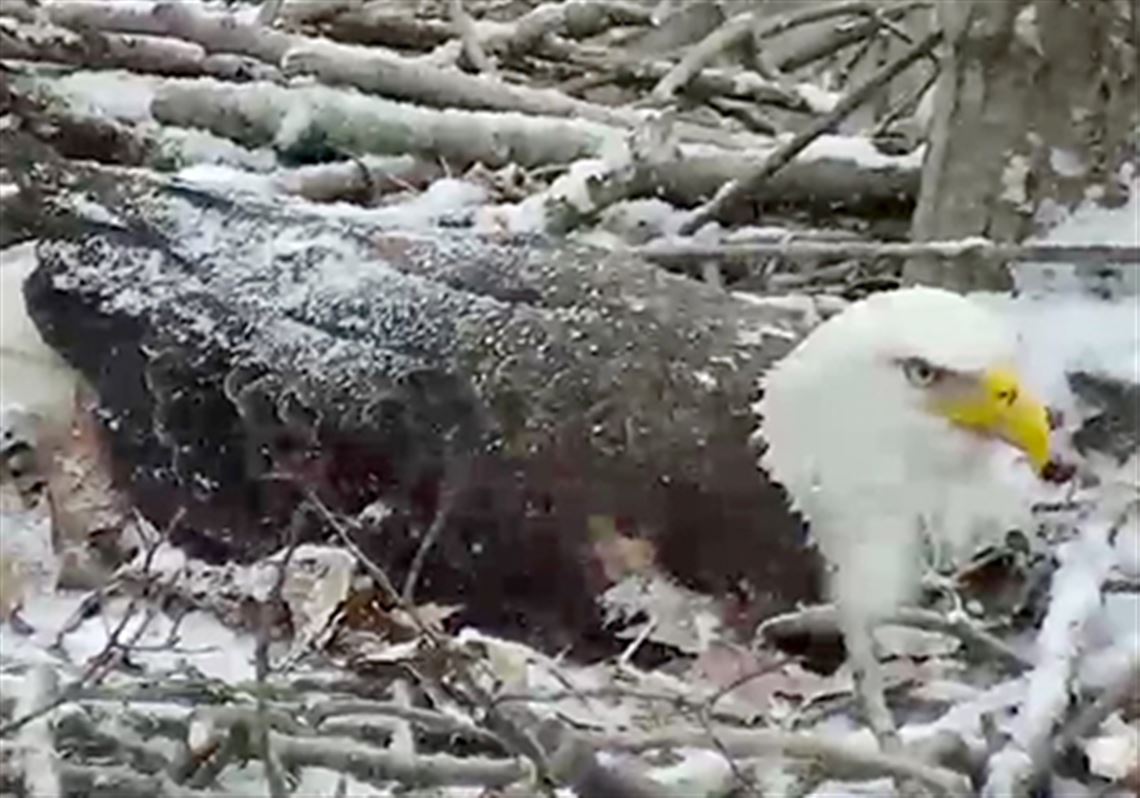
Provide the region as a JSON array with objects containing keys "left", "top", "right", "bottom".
[{"left": 757, "top": 287, "right": 1032, "bottom": 619}]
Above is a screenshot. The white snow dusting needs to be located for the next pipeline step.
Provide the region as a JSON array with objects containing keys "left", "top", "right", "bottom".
[{"left": 1016, "top": 168, "right": 1140, "bottom": 297}]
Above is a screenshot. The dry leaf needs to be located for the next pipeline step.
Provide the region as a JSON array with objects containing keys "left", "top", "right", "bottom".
[
  {"left": 601, "top": 573, "right": 722, "bottom": 654},
  {"left": 46, "top": 385, "right": 130, "bottom": 588},
  {"left": 273, "top": 544, "right": 358, "bottom": 654},
  {"left": 588, "top": 514, "right": 657, "bottom": 582}
]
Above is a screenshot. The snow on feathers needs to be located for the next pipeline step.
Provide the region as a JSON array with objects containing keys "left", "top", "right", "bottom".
[{"left": 757, "top": 287, "right": 1047, "bottom": 620}]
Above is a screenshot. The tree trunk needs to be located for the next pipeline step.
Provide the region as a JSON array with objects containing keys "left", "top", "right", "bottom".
[{"left": 905, "top": 0, "right": 1138, "bottom": 291}]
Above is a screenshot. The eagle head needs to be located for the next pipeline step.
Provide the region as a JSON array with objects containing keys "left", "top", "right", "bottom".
[{"left": 757, "top": 287, "right": 1052, "bottom": 618}]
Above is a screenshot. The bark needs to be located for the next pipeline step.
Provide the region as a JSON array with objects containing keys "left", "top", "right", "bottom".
[
  {"left": 905, "top": 0, "right": 1139, "bottom": 291},
  {"left": 10, "top": 150, "right": 822, "bottom": 657}
]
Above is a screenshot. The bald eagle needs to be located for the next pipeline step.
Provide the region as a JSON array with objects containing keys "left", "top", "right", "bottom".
[{"left": 757, "top": 287, "right": 1052, "bottom": 743}]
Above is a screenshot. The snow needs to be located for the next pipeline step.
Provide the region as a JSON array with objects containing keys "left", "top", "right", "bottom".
[
  {"left": 157, "top": 126, "right": 278, "bottom": 171},
  {"left": 0, "top": 242, "right": 81, "bottom": 427},
  {"left": 175, "top": 162, "right": 278, "bottom": 197},
  {"left": 641, "top": 747, "right": 734, "bottom": 796},
  {"left": 1017, "top": 521, "right": 1117, "bottom": 747},
  {"left": 795, "top": 83, "right": 842, "bottom": 114},
  {"left": 1084, "top": 714, "right": 1140, "bottom": 781},
  {"left": 977, "top": 293, "right": 1139, "bottom": 402},
  {"left": 682, "top": 133, "right": 924, "bottom": 172},
  {"left": 1, "top": 591, "right": 259, "bottom": 684},
  {"left": 46, "top": 69, "right": 165, "bottom": 124},
  {"left": 1016, "top": 168, "right": 1140, "bottom": 297},
  {"left": 173, "top": 163, "right": 491, "bottom": 230},
  {"left": 32, "top": 71, "right": 278, "bottom": 171}
]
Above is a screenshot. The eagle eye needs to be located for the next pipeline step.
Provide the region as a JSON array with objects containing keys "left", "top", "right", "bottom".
[{"left": 901, "top": 358, "right": 942, "bottom": 388}]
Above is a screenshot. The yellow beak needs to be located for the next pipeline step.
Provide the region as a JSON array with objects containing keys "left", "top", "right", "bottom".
[{"left": 938, "top": 368, "right": 1051, "bottom": 473}]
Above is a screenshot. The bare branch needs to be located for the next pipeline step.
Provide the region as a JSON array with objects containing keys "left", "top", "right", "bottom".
[
  {"left": 586, "top": 726, "right": 968, "bottom": 796},
  {"left": 311, "top": 699, "right": 505, "bottom": 748},
  {"left": 983, "top": 520, "right": 1118, "bottom": 797},
  {"left": 638, "top": 239, "right": 1140, "bottom": 271},
  {"left": 652, "top": 1, "right": 929, "bottom": 102},
  {"left": 13, "top": 665, "right": 61, "bottom": 798},
  {"left": 269, "top": 731, "right": 528, "bottom": 788},
  {"left": 303, "top": 490, "right": 552, "bottom": 785},
  {"left": 679, "top": 28, "right": 941, "bottom": 235},
  {"left": 448, "top": 0, "right": 494, "bottom": 74},
  {"left": 757, "top": 603, "right": 1032, "bottom": 672},
  {"left": 488, "top": 0, "right": 653, "bottom": 55},
  {"left": 254, "top": 533, "right": 299, "bottom": 798},
  {"left": 402, "top": 456, "right": 469, "bottom": 604}
]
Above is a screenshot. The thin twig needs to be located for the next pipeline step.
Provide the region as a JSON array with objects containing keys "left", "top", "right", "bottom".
[
  {"left": 310, "top": 699, "right": 507, "bottom": 748},
  {"left": 588, "top": 725, "right": 968, "bottom": 796},
  {"left": 652, "top": 1, "right": 925, "bottom": 102},
  {"left": 13, "top": 665, "right": 62, "bottom": 798},
  {"left": 401, "top": 456, "right": 469, "bottom": 605},
  {"left": 0, "top": 515, "right": 174, "bottom": 737},
  {"left": 757, "top": 603, "right": 1032, "bottom": 672},
  {"left": 678, "top": 28, "right": 941, "bottom": 235},
  {"left": 304, "top": 490, "right": 552, "bottom": 786},
  {"left": 449, "top": 0, "right": 494, "bottom": 74},
  {"left": 871, "top": 62, "right": 939, "bottom": 137},
  {"left": 254, "top": 533, "right": 299, "bottom": 798},
  {"left": 702, "top": 655, "right": 791, "bottom": 711},
  {"left": 696, "top": 707, "right": 758, "bottom": 797}
]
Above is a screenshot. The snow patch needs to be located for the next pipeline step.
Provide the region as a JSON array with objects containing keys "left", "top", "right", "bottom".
[
  {"left": 46, "top": 69, "right": 164, "bottom": 123},
  {"left": 1016, "top": 172, "right": 1140, "bottom": 297}
]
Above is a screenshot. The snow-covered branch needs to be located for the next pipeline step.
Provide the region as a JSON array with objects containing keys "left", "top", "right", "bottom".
[
  {"left": 983, "top": 519, "right": 1119, "bottom": 797},
  {"left": 639, "top": 239, "right": 1140, "bottom": 267}
]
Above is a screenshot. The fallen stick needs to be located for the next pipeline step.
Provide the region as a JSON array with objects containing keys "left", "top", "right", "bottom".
[
  {"left": 277, "top": 44, "right": 754, "bottom": 149},
  {"left": 272, "top": 155, "right": 443, "bottom": 203},
  {"left": 448, "top": 0, "right": 494, "bottom": 74},
  {"left": 59, "top": 764, "right": 217, "bottom": 797},
  {"left": 27, "top": 0, "right": 754, "bottom": 150},
  {"left": 637, "top": 239, "right": 1140, "bottom": 267},
  {"left": 146, "top": 78, "right": 918, "bottom": 211},
  {"left": 151, "top": 79, "right": 614, "bottom": 168},
  {"left": 652, "top": 0, "right": 907, "bottom": 102},
  {"left": 269, "top": 731, "right": 528, "bottom": 788},
  {"left": 679, "top": 29, "right": 941, "bottom": 235},
  {"left": 756, "top": 603, "right": 1032, "bottom": 671},
  {"left": 486, "top": 0, "right": 653, "bottom": 55},
  {"left": 586, "top": 726, "right": 968, "bottom": 797},
  {"left": 983, "top": 519, "right": 1117, "bottom": 797},
  {"left": 311, "top": 3, "right": 454, "bottom": 50},
  {"left": 0, "top": 18, "right": 282, "bottom": 82},
  {"left": 310, "top": 699, "right": 503, "bottom": 746},
  {"left": 1, "top": 18, "right": 199, "bottom": 75},
  {"left": 13, "top": 666, "right": 61, "bottom": 798},
  {"left": 543, "top": 38, "right": 808, "bottom": 108}
]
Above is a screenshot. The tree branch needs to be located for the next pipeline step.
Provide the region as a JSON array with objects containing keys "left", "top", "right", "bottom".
[
  {"left": 637, "top": 239, "right": 1140, "bottom": 269},
  {"left": 678, "top": 28, "right": 941, "bottom": 235}
]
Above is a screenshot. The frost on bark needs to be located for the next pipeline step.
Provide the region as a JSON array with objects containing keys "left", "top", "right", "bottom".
[{"left": 905, "top": 0, "right": 1138, "bottom": 292}]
